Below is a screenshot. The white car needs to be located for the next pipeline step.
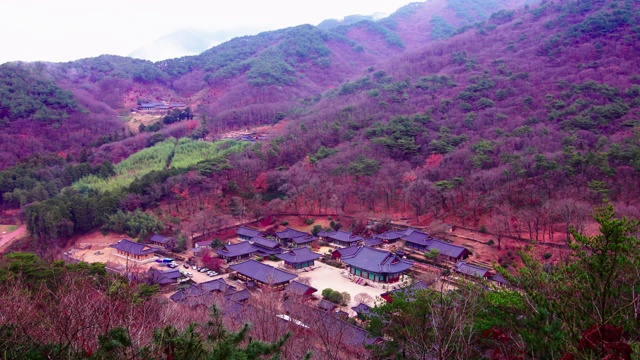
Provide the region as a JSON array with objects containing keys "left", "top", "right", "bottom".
[
  {"left": 207, "top": 271, "right": 218, "bottom": 277},
  {"left": 185, "top": 272, "right": 193, "bottom": 277}
]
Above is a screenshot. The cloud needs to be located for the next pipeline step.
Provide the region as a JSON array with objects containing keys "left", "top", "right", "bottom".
[{"left": 1, "top": 0, "right": 413, "bottom": 64}]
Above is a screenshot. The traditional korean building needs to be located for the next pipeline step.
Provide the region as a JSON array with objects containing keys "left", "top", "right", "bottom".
[
  {"left": 110, "top": 239, "right": 157, "bottom": 263},
  {"left": 150, "top": 234, "right": 176, "bottom": 249},
  {"left": 490, "top": 273, "right": 511, "bottom": 288},
  {"left": 317, "top": 299, "right": 337, "bottom": 312},
  {"left": 170, "top": 278, "right": 240, "bottom": 305},
  {"left": 147, "top": 267, "right": 183, "bottom": 286},
  {"left": 380, "top": 280, "right": 429, "bottom": 303},
  {"left": 331, "top": 245, "right": 360, "bottom": 261},
  {"left": 341, "top": 246, "right": 413, "bottom": 283},
  {"left": 236, "top": 226, "right": 261, "bottom": 241},
  {"left": 215, "top": 242, "right": 257, "bottom": 263},
  {"left": 317, "top": 230, "right": 364, "bottom": 247},
  {"left": 275, "top": 227, "right": 317, "bottom": 247},
  {"left": 249, "top": 236, "right": 283, "bottom": 256},
  {"left": 229, "top": 260, "right": 297, "bottom": 289},
  {"left": 169, "top": 285, "right": 210, "bottom": 305},
  {"left": 285, "top": 281, "right": 318, "bottom": 298},
  {"left": 374, "top": 230, "right": 404, "bottom": 243},
  {"left": 363, "top": 237, "right": 383, "bottom": 248},
  {"left": 194, "top": 240, "right": 212, "bottom": 248},
  {"left": 351, "top": 303, "right": 373, "bottom": 319},
  {"left": 427, "top": 239, "right": 470, "bottom": 263},
  {"left": 454, "top": 261, "right": 490, "bottom": 280},
  {"left": 401, "top": 230, "right": 433, "bottom": 252},
  {"left": 276, "top": 247, "right": 321, "bottom": 270}
]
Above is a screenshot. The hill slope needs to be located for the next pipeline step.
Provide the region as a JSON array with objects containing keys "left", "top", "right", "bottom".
[{"left": 0, "top": 0, "right": 531, "bottom": 167}]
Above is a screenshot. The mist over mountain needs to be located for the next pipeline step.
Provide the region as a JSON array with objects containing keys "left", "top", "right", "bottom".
[{"left": 129, "top": 27, "right": 264, "bottom": 62}]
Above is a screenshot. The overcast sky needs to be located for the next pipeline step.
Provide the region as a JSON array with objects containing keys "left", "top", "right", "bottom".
[{"left": 2, "top": 0, "right": 415, "bottom": 64}]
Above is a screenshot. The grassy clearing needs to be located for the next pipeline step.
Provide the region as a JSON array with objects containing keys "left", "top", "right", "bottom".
[{"left": 74, "top": 138, "right": 246, "bottom": 193}]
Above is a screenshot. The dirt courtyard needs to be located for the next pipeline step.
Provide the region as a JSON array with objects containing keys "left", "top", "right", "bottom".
[{"left": 261, "top": 258, "right": 409, "bottom": 314}]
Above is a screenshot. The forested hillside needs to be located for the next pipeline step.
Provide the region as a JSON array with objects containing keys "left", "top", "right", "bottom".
[
  {"left": 0, "top": 0, "right": 638, "bottom": 245},
  {"left": 0, "top": 0, "right": 529, "bottom": 168},
  {"left": 233, "top": 0, "right": 640, "bottom": 244}
]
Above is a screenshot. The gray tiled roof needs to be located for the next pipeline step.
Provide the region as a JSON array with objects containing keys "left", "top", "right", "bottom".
[
  {"left": 250, "top": 236, "right": 280, "bottom": 249},
  {"left": 275, "top": 227, "right": 308, "bottom": 239},
  {"left": 195, "top": 240, "right": 211, "bottom": 247},
  {"left": 427, "top": 240, "right": 468, "bottom": 259},
  {"left": 363, "top": 238, "right": 383, "bottom": 247},
  {"left": 402, "top": 231, "right": 432, "bottom": 246},
  {"left": 277, "top": 247, "right": 321, "bottom": 263},
  {"left": 237, "top": 227, "right": 261, "bottom": 238},
  {"left": 351, "top": 303, "right": 372, "bottom": 316},
  {"left": 333, "top": 245, "right": 360, "bottom": 258},
  {"left": 226, "top": 289, "right": 250, "bottom": 303},
  {"left": 454, "top": 261, "right": 490, "bottom": 278},
  {"left": 215, "top": 241, "right": 257, "bottom": 258},
  {"left": 490, "top": 273, "right": 510, "bottom": 285},
  {"left": 374, "top": 230, "right": 404, "bottom": 241},
  {"left": 200, "top": 278, "right": 235, "bottom": 293},
  {"left": 318, "top": 311, "right": 382, "bottom": 346},
  {"left": 150, "top": 234, "right": 176, "bottom": 245},
  {"left": 285, "top": 281, "right": 317, "bottom": 296},
  {"left": 290, "top": 234, "right": 317, "bottom": 244},
  {"left": 317, "top": 299, "right": 337, "bottom": 311},
  {"left": 170, "top": 285, "right": 209, "bottom": 304},
  {"left": 342, "top": 246, "right": 413, "bottom": 274},
  {"left": 110, "top": 239, "right": 157, "bottom": 256},
  {"left": 230, "top": 260, "right": 297, "bottom": 285},
  {"left": 319, "top": 230, "right": 363, "bottom": 244},
  {"left": 148, "top": 268, "right": 182, "bottom": 285}
]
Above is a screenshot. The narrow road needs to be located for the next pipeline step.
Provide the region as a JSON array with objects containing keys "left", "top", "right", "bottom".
[{"left": 0, "top": 225, "right": 26, "bottom": 252}]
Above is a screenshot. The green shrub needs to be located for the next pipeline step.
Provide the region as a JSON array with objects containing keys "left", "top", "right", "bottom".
[
  {"left": 543, "top": 253, "right": 552, "bottom": 260},
  {"left": 488, "top": 239, "right": 495, "bottom": 246},
  {"left": 280, "top": 220, "right": 289, "bottom": 226},
  {"left": 321, "top": 288, "right": 333, "bottom": 298},
  {"left": 305, "top": 218, "right": 315, "bottom": 225}
]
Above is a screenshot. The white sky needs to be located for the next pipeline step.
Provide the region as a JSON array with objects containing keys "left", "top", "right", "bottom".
[{"left": 1, "top": 0, "right": 415, "bottom": 64}]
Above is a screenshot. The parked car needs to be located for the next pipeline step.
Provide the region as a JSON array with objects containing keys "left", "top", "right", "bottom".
[
  {"left": 199, "top": 268, "right": 209, "bottom": 273},
  {"left": 207, "top": 271, "right": 218, "bottom": 276},
  {"left": 192, "top": 265, "right": 197, "bottom": 270},
  {"left": 183, "top": 263, "right": 190, "bottom": 269},
  {"left": 185, "top": 272, "right": 193, "bottom": 277},
  {"left": 167, "top": 264, "right": 177, "bottom": 268}
]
